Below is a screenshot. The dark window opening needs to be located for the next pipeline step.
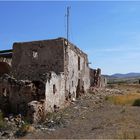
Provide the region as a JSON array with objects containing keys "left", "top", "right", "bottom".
[
  {"left": 54, "top": 104, "right": 59, "bottom": 112},
  {"left": 72, "top": 81, "right": 74, "bottom": 87},
  {"left": 53, "top": 84, "right": 56, "bottom": 94},
  {"left": 76, "top": 79, "right": 80, "bottom": 98},
  {"left": 78, "top": 56, "right": 80, "bottom": 70},
  {"left": 69, "top": 92, "right": 71, "bottom": 99}
]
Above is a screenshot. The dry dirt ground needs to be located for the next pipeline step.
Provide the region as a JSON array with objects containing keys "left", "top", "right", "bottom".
[{"left": 24, "top": 84, "right": 140, "bottom": 139}]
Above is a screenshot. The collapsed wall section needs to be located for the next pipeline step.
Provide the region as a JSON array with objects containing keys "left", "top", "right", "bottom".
[
  {"left": 0, "top": 74, "right": 45, "bottom": 116},
  {"left": 90, "top": 68, "right": 101, "bottom": 88},
  {"left": 90, "top": 68, "right": 107, "bottom": 88}
]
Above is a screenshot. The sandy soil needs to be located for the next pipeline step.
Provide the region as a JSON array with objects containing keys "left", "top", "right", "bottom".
[{"left": 24, "top": 84, "right": 140, "bottom": 139}]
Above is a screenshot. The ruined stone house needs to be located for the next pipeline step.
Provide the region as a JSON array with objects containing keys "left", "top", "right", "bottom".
[
  {"left": 0, "top": 37, "right": 90, "bottom": 122},
  {"left": 90, "top": 68, "right": 107, "bottom": 88}
]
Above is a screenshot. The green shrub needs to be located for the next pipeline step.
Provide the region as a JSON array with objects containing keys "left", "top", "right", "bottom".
[
  {"left": 15, "top": 122, "right": 33, "bottom": 138},
  {"left": 133, "top": 99, "right": 140, "bottom": 106},
  {"left": 0, "top": 111, "right": 7, "bottom": 130}
]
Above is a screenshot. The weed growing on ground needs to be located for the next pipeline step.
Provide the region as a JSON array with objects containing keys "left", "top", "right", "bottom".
[
  {"left": 14, "top": 122, "right": 33, "bottom": 138},
  {"left": 116, "top": 131, "right": 137, "bottom": 139},
  {"left": 133, "top": 99, "right": 140, "bottom": 106},
  {"left": 0, "top": 111, "right": 8, "bottom": 131},
  {"left": 106, "top": 94, "right": 140, "bottom": 106}
]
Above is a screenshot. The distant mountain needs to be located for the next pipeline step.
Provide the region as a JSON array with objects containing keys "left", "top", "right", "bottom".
[{"left": 111, "top": 73, "right": 140, "bottom": 78}]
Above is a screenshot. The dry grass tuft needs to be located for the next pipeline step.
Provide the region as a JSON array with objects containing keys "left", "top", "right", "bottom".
[
  {"left": 116, "top": 130, "right": 138, "bottom": 139},
  {"left": 106, "top": 93, "right": 140, "bottom": 106}
]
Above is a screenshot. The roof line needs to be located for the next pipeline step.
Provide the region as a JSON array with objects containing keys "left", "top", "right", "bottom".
[{"left": 0, "top": 49, "right": 13, "bottom": 54}]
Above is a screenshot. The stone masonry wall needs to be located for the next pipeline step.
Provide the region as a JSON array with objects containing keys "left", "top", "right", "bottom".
[
  {"left": 90, "top": 68, "right": 107, "bottom": 88},
  {"left": 90, "top": 68, "right": 101, "bottom": 88},
  {"left": 12, "top": 38, "right": 64, "bottom": 81}
]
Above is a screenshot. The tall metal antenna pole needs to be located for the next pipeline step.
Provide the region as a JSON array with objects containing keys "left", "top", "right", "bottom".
[{"left": 66, "top": 6, "right": 70, "bottom": 45}]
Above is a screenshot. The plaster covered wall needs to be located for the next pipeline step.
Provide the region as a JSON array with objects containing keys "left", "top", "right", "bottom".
[
  {"left": 45, "top": 72, "right": 65, "bottom": 112},
  {"left": 12, "top": 39, "right": 64, "bottom": 81},
  {"left": 65, "top": 43, "right": 90, "bottom": 99}
]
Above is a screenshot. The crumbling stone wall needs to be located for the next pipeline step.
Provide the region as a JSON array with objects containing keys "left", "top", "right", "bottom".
[
  {"left": 64, "top": 41, "right": 90, "bottom": 100},
  {"left": 0, "top": 74, "right": 45, "bottom": 115},
  {"left": 90, "top": 68, "right": 101, "bottom": 88},
  {"left": 12, "top": 38, "right": 64, "bottom": 81},
  {"left": 100, "top": 76, "right": 107, "bottom": 87},
  {"left": 45, "top": 72, "right": 65, "bottom": 112},
  {"left": 27, "top": 100, "right": 45, "bottom": 123}
]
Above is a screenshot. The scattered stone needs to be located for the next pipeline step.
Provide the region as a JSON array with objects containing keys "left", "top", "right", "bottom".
[
  {"left": 1, "top": 131, "right": 9, "bottom": 137},
  {"left": 82, "top": 116, "right": 85, "bottom": 119},
  {"left": 4, "top": 117, "right": 9, "bottom": 122},
  {"left": 72, "top": 98, "right": 76, "bottom": 102}
]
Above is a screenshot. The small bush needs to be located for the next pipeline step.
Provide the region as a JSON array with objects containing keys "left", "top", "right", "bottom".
[
  {"left": 0, "top": 111, "right": 7, "bottom": 131},
  {"left": 15, "top": 122, "right": 33, "bottom": 138},
  {"left": 105, "top": 96, "right": 109, "bottom": 101},
  {"left": 133, "top": 99, "right": 140, "bottom": 106}
]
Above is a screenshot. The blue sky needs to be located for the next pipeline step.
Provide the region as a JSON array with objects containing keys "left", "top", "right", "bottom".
[{"left": 0, "top": 1, "right": 140, "bottom": 74}]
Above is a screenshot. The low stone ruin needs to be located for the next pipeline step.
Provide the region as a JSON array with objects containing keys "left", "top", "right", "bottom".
[{"left": 0, "top": 74, "right": 45, "bottom": 122}]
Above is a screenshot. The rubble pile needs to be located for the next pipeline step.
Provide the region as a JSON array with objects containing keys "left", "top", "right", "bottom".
[
  {"left": 0, "top": 114, "right": 27, "bottom": 139},
  {"left": 0, "top": 74, "right": 45, "bottom": 121},
  {"left": 27, "top": 100, "right": 45, "bottom": 124}
]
